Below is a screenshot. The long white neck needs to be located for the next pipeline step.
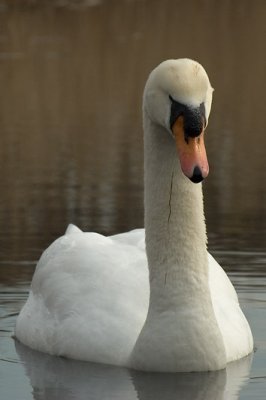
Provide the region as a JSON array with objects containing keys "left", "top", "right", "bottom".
[
  {"left": 130, "top": 113, "right": 226, "bottom": 372},
  {"left": 144, "top": 116, "right": 208, "bottom": 301}
]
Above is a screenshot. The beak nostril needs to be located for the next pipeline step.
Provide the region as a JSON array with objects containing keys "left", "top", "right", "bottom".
[{"left": 190, "top": 166, "right": 204, "bottom": 183}]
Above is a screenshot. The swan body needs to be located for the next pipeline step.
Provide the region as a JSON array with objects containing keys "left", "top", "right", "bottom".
[{"left": 16, "top": 59, "right": 253, "bottom": 372}]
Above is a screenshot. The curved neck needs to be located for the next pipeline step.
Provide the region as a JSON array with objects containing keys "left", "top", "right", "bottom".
[
  {"left": 130, "top": 113, "right": 226, "bottom": 371},
  {"left": 144, "top": 115, "right": 208, "bottom": 308}
]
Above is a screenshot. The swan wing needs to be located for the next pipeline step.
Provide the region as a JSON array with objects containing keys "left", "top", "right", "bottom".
[
  {"left": 208, "top": 253, "right": 253, "bottom": 362},
  {"left": 16, "top": 226, "right": 149, "bottom": 366}
]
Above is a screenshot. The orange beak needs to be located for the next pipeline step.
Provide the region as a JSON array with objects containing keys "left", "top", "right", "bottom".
[{"left": 172, "top": 116, "right": 209, "bottom": 183}]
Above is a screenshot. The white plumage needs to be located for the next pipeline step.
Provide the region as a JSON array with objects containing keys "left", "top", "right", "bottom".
[{"left": 16, "top": 59, "right": 253, "bottom": 372}]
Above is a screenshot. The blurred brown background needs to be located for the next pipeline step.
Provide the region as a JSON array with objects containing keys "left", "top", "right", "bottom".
[{"left": 0, "top": 0, "right": 266, "bottom": 263}]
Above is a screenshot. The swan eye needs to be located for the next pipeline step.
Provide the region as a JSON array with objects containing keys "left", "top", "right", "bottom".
[
  {"left": 169, "top": 95, "right": 186, "bottom": 129},
  {"left": 199, "top": 102, "right": 207, "bottom": 128}
]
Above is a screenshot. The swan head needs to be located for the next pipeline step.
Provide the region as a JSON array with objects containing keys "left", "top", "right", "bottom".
[{"left": 143, "top": 58, "right": 214, "bottom": 183}]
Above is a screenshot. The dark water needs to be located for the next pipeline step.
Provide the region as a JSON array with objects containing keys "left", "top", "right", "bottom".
[{"left": 1, "top": 1, "right": 266, "bottom": 399}]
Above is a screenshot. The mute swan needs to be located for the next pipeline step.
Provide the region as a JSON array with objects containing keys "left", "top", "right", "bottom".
[{"left": 15, "top": 58, "right": 253, "bottom": 372}]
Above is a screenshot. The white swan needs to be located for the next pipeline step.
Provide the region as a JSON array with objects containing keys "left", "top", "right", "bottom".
[{"left": 15, "top": 58, "right": 253, "bottom": 372}]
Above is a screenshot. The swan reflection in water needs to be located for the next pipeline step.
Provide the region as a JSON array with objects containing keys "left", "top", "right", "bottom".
[{"left": 15, "top": 339, "right": 252, "bottom": 400}]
